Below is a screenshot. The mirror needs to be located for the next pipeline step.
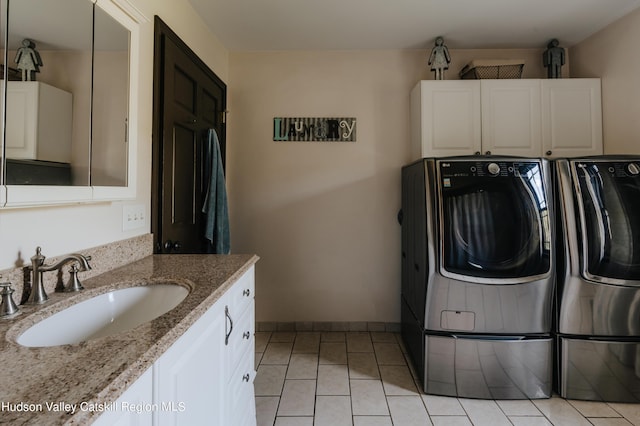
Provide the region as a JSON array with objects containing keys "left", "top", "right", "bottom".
[
  {"left": 92, "top": 3, "right": 129, "bottom": 187},
  {"left": 3, "top": 0, "right": 93, "bottom": 186},
  {"left": 0, "top": 0, "right": 132, "bottom": 195}
]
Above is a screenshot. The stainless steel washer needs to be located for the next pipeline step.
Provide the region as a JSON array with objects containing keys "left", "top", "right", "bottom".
[
  {"left": 401, "top": 157, "right": 555, "bottom": 399},
  {"left": 555, "top": 157, "right": 640, "bottom": 402}
]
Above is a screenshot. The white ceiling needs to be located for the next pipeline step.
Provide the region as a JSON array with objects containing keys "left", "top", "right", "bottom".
[{"left": 188, "top": 0, "right": 640, "bottom": 51}]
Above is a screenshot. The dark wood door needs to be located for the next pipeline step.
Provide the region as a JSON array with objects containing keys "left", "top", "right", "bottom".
[{"left": 152, "top": 17, "right": 227, "bottom": 254}]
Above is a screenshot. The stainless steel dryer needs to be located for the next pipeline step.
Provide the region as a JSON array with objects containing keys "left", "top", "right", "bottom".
[
  {"left": 555, "top": 157, "right": 640, "bottom": 402},
  {"left": 401, "top": 157, "right": 555, "bottom": 399}
]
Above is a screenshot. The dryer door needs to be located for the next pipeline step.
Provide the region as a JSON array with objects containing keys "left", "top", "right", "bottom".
[
  {"left": 438, "top": 160, "right": 552, "bottom": 282},
  {"left": 573, "top": 160, "right": 640, "bottom": 284}
]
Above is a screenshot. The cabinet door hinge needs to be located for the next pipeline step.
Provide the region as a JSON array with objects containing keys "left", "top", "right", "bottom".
[{"left": 222, "top": 110, "right": 229, "bottom": 124}]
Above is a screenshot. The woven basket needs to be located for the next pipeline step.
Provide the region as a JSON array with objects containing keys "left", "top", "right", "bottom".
[{"left": 460, "top": 60, "right": 525, "bottom": 79}]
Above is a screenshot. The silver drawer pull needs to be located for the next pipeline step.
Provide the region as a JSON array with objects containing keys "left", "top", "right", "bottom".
[
  {"left": 242, "top": 374, "right": 250, "bottom": 382},
  {"left": 224, "top": 306, "right": 233, "bottom": 345},
  {"left": 243, "top": 288, "right": 251, "bottom": 297},
  {"left": 243, "top": 331, "right": 251, "bottom": 339}
]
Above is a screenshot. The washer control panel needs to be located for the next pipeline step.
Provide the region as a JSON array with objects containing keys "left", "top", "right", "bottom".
[
  {"left": 575, "top": 160, "right": 640, "bottom": 178},
  {"left": 439, "top": 160, "right": 539, "bottom": 178}
]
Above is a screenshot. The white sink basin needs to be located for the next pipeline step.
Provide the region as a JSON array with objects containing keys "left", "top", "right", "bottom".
[{"left": 16, "top": 283, "right": 189, "bottom": 347}]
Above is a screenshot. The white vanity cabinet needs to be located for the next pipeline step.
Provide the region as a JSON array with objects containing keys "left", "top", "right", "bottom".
[
  {"left": 154, "top": 298, "right": 226, "bottom": 425},
  {"left": 92, "top": 368, "right": 154, "bottom": 426},
  {"left": 410, "top": 78, "right": 603, "bottom": 159},
  {"left": 1, "top": 81, "right": 72, "bottom": 163},
  {"left": 94, "top": 266, "right": 256, "bottom": 426},
  {"left": 223, "top": 270, "right": 256, "bottom": 426}
]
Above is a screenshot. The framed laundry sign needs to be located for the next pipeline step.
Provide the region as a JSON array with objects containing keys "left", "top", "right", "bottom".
[{"left": 273, "top": 117, "right": 356, "bottom": 142}]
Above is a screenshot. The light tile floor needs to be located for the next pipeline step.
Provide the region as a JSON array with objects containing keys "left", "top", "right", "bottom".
[{"left": 255, "top": 331, "right": 640, "bottom": 426}]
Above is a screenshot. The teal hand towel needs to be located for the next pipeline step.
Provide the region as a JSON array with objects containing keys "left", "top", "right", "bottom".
[{"left": 202, "top": 128, "right": 230, "bottom": 254}]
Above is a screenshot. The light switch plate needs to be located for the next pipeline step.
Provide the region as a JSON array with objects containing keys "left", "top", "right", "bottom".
[{"left": 122, "top": 204, "right": 146, "bottom": 231}]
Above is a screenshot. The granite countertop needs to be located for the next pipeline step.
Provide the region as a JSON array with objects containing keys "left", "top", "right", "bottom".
[{"left": 0, "top": 253, "right": 259, "bottom": 425}]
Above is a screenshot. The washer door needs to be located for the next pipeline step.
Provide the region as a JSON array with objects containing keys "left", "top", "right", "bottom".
[
  {"left": 574, "top": 160, "right": 640, "bottom": 283},
  {"left": 440, "top": 161, "right": 551, "bottom": 281}
]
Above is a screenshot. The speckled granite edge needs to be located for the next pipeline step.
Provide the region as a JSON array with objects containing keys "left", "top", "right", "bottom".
[{"left": 0, "top": 234, "right": 153, "bottom": 303}]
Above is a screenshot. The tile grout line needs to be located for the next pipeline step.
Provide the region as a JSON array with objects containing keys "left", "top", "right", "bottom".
[
  {"left": 371, "top": 332, "right": 395, "bottom": 420},
  {"left": 308, "top": 332, "right": 319, "bottom": 422},
  {"left": 269, "top": 331, "right": 287, "bottom": 426}
]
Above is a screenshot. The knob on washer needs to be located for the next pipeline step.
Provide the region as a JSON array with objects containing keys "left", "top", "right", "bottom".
[
  {"left": 487, "top": 162, "right": 501, "bottom": 176},
  {"left": 626, "top": 163, "right": 640, "bottom": 176}
]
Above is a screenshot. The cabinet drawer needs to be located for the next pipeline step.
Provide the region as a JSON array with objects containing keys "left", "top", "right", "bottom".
[
  {"left": 228, "top": 349, "right": 256, "bottom": 426},
  {"left": 227, "top": 266, "right": 255, "bottom": 317},
  {"left": 225, "top": 299, "right": 255, "bottom": 375}
]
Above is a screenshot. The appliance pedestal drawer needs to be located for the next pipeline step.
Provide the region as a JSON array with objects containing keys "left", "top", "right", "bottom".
[
  {"left": 559, "top": 337, "right": 640, "bottom": 402},
  {"left": 424, "top": 334, "right": 552, "bottom": 399}
]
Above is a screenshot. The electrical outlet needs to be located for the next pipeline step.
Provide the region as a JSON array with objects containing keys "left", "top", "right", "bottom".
[{"left": 122, "top": 204, "right": 146, "bottom": 231}]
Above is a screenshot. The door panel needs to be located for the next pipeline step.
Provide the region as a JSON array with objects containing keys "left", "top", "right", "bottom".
[
  {"left": 174, "top": 67, "right": 197, "bottom": 113},
  {"left": 202, "top": 89, "right": 218, "bottom": 128},
  {"left": 170, "top": 125, "right": 197, "bottom": 225},
  {"left": 161, "top": 38, "right": 203, "bottom": 253},
  {"left": 153, "top": 17, "right": 227, "bottom": 254}
]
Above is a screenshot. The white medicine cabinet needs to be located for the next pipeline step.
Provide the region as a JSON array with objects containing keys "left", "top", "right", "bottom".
[{"left": 0, "top": 0, "right": 147, "bottom": 207}]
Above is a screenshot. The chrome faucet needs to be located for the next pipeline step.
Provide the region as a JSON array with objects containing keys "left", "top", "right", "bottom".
[
  {"left": 22, "top": 247, "right": 92, "bottom": 304},
  {"left": 0, "top": 277, "right": 19, "bottom": 318}
]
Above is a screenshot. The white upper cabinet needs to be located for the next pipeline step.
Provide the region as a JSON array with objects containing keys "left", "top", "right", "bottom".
[
  {"left": 480, "top": 79, "right": 542, "bottom": 157},
  {"left": 411, "top": 78, "right": 603, "bottom": 159},
  {"left": 541, "top": 79, "right": 603, "bottom": 157},
  {"left": 411, "top": 80, "right": 481, "bottom": 158}
]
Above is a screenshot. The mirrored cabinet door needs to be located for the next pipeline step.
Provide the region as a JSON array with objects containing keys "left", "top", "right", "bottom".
[
  {"left": 92, "top": 3, "right": 130, "bottom": 187},
  {"left": 0, "top": 0, "right": 142, "bottom": 207},
  {"left": 4, "top": 0, "right": 93, "bottom": 186}
]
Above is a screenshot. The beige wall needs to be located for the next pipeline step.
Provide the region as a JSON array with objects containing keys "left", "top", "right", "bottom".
[
  {"left": 228, "top": 49, "right": 547, "bottom": 323},
  {"left": 570, "top": 7, "right": 640, "bottom": 154},
  {"left": 228, "top": 50, "right": 419, "bottom": 323}
]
